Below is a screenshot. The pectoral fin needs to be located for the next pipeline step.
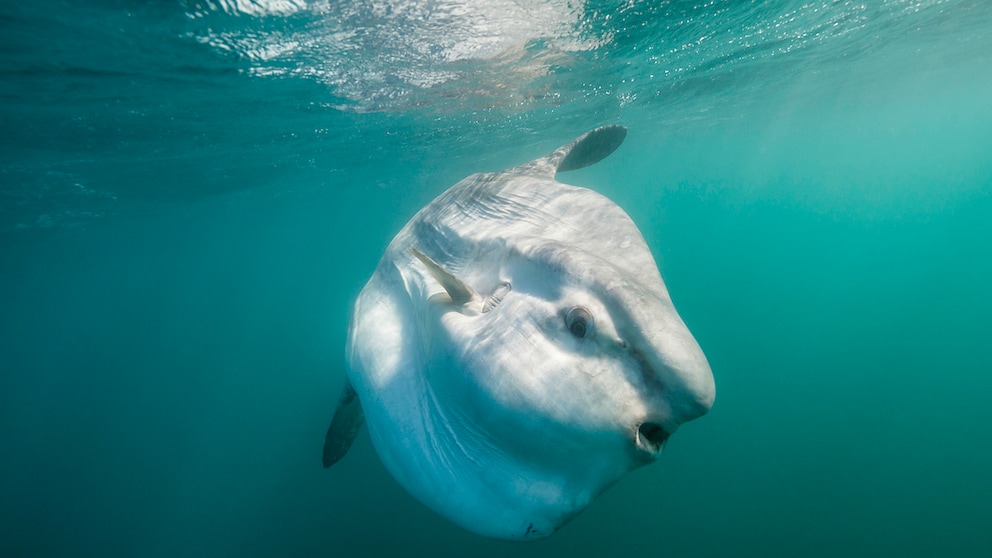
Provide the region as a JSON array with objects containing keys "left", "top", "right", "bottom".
[
  {"left": 409, "top": 247, "right": 477, "bottom": 305},
  {"left": 322, "top": 379, "right": 365, "bottom": 468}
]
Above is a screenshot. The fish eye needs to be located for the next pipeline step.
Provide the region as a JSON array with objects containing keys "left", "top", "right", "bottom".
[{"left": 565, "top": 306, "right": 594, "bottom": 339}]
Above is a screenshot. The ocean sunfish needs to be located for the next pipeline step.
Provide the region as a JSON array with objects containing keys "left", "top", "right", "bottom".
[{"left": 322, "top": 126, "right": 715, "bottom": 540}]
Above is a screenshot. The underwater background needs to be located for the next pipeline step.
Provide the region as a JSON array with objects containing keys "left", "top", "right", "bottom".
[{"left": 2, "top": 0, "right": 991, "bottom": 556}]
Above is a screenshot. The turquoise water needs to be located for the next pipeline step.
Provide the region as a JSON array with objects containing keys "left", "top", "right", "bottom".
[{"left": 2, "top": 0, "right": 991, "bottom": 556}]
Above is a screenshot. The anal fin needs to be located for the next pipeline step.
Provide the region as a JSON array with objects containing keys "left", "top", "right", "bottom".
[{"left": 322, "top": 379, "right": 365, "bottom": 468}]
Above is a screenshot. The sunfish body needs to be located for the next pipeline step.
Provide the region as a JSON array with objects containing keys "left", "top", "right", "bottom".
[{"left": 323, "top": 126, "right": 715, "bottom": 540}]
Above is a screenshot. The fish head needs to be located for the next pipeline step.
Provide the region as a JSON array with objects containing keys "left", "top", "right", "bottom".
[{"left": 428, "top": 239, "right": 714, "bottom": 473}]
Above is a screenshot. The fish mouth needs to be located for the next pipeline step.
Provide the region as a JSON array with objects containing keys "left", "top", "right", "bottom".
[{"left": 635, "top": 421, "right": 670, "bottom": 457}]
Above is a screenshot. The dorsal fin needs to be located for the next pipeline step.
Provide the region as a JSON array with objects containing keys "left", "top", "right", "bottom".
[
  {"left": 544, "top": 125, "right": 627, "bottom": 175},
  {"left": 409, "top": 247, "right": 476, "bottom": 305}
]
